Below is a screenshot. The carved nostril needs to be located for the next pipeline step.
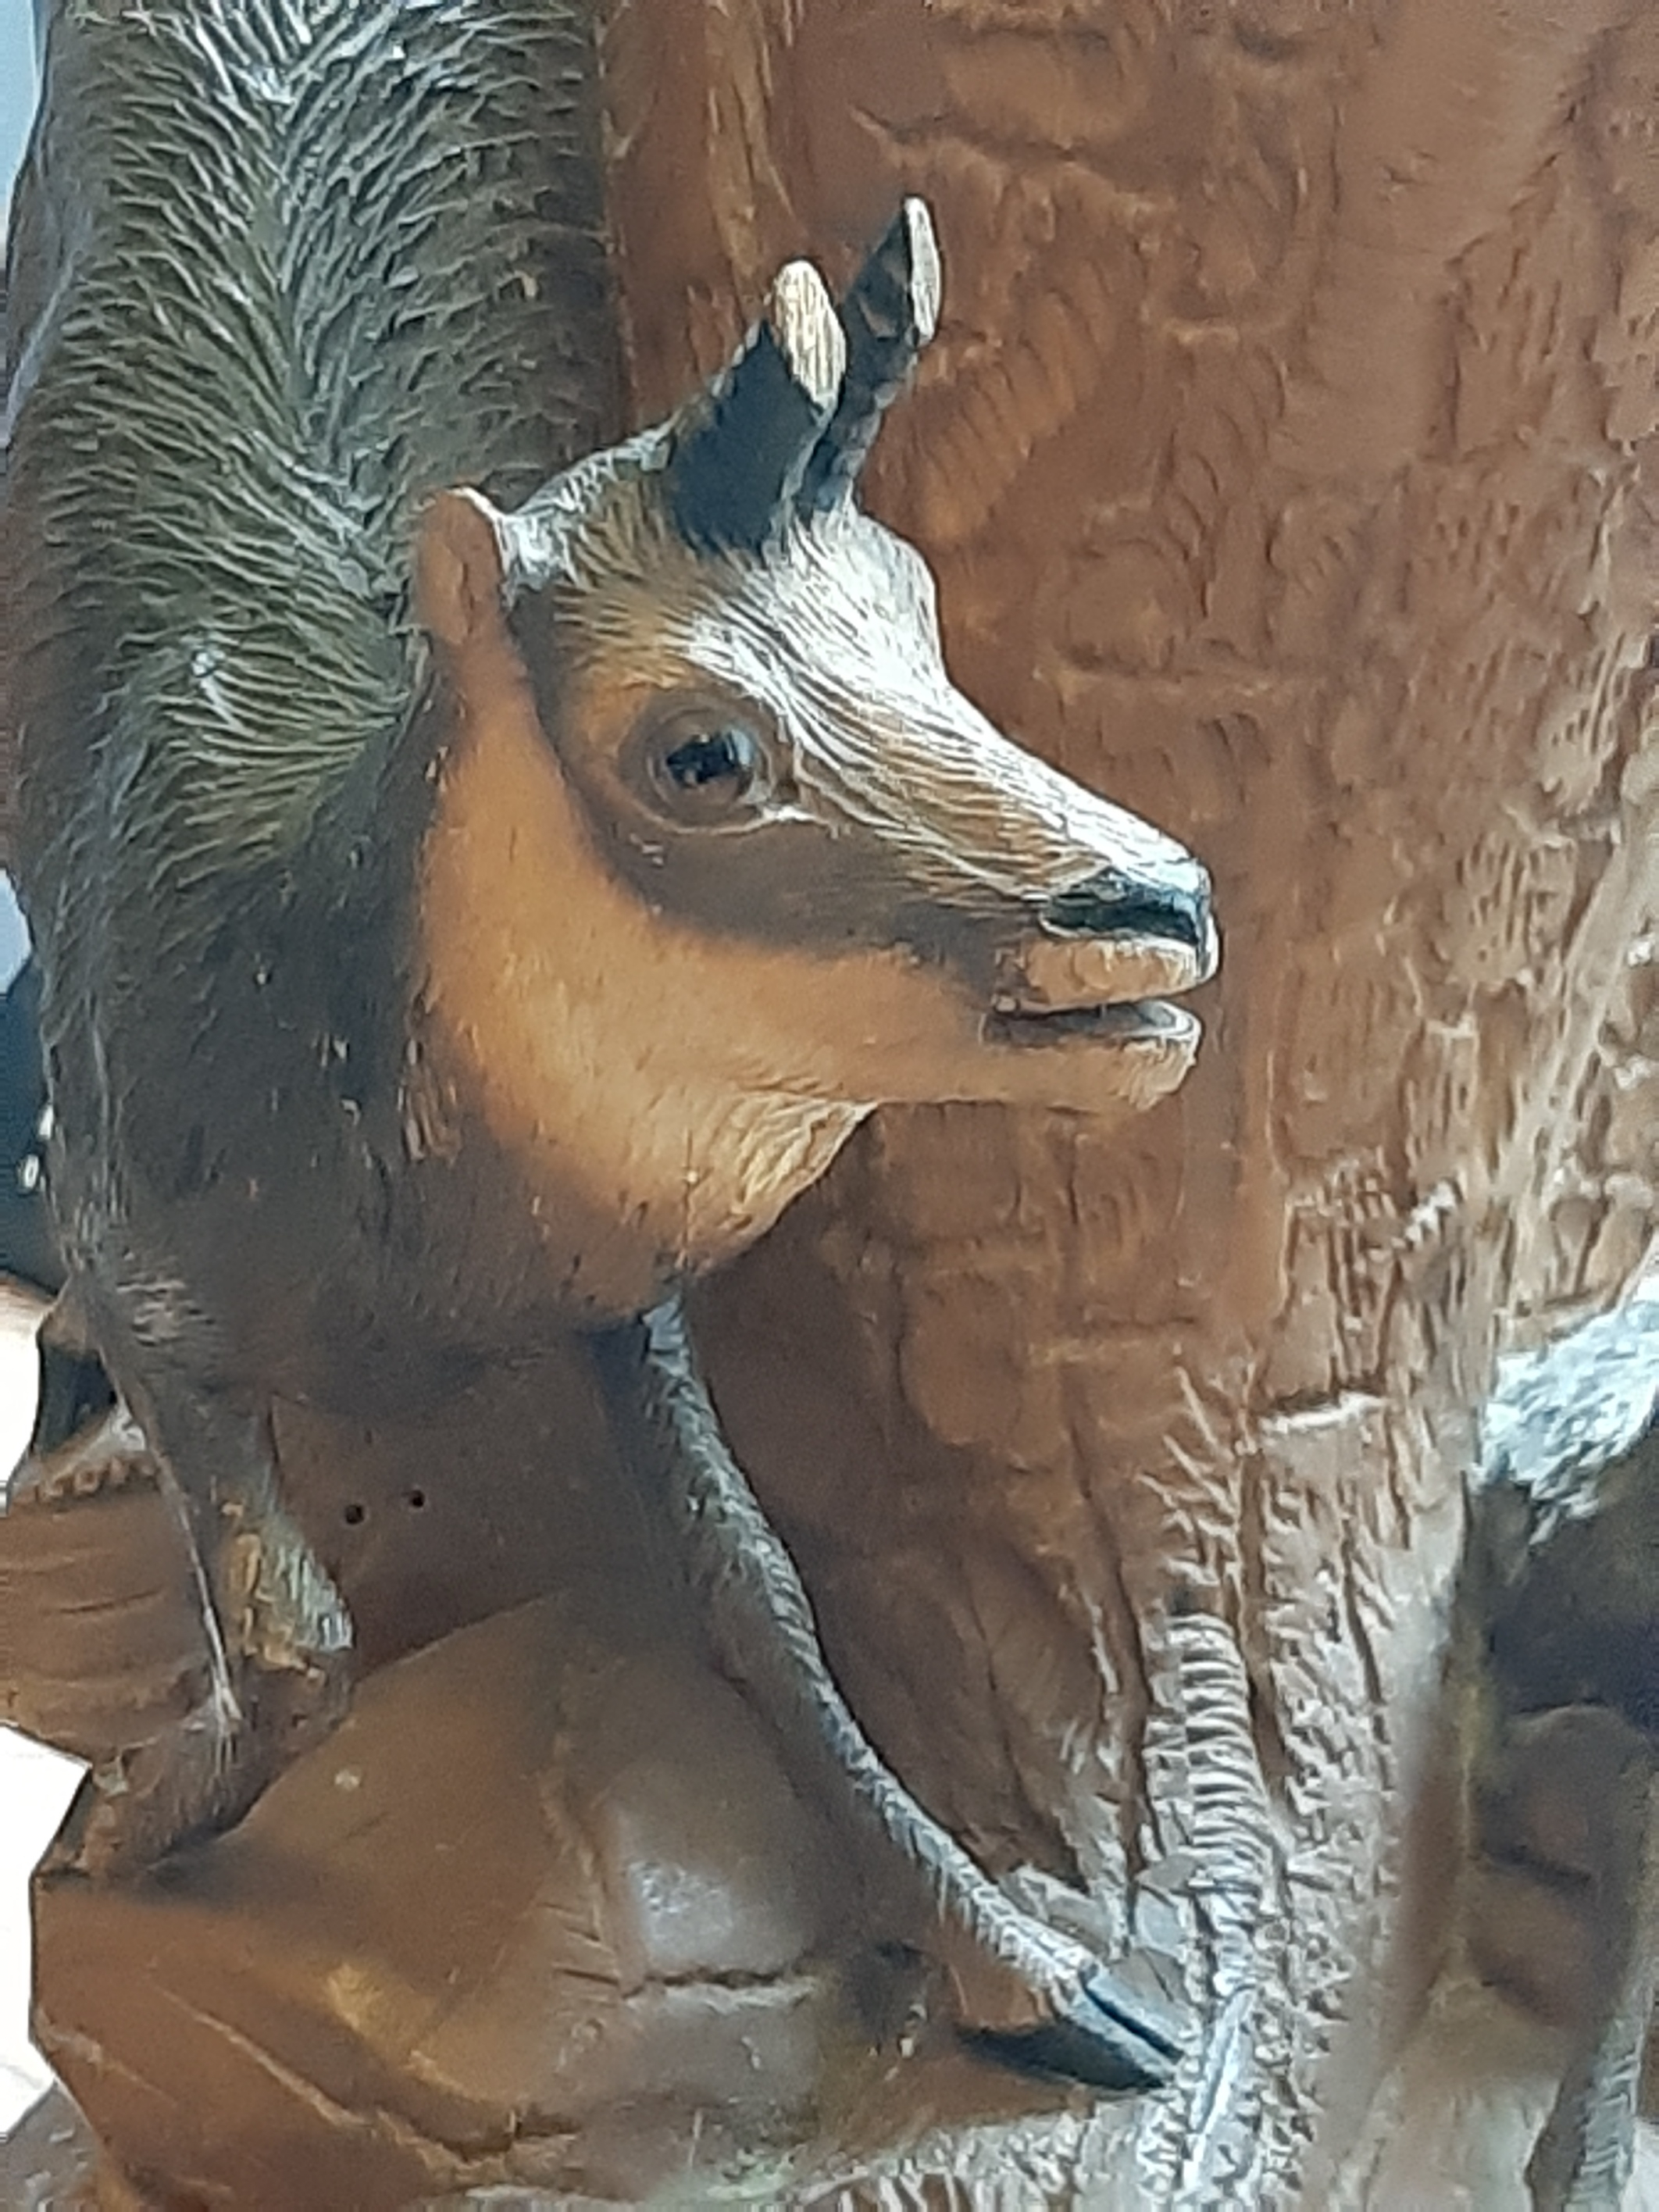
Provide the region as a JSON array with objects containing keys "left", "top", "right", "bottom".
[{"left": 1043, "top": 865, "right": 1211, "bottom": 953}]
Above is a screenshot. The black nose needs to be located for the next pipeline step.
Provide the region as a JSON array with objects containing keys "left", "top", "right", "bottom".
[{"left": 1043, "top": 865, "right": 1211, "bottom": 954}]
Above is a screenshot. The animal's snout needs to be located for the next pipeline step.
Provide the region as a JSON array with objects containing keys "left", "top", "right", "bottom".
[{"left": 1042, "top": 863, "right": 1213, "bottom": 959}]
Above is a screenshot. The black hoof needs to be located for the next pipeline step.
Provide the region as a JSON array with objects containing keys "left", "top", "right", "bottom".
[{"left": 970, "top": 1965, "right": 1186, "bottom": 2092}]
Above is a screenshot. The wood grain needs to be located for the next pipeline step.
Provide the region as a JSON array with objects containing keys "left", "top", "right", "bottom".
[{"left": 605, "top": 0, "right": 1659, "bottom": 2193}]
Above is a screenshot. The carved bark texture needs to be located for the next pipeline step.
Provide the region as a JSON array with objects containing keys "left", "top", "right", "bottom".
[{"left": 605, "top": 0, "right": 1659, "bottom": 2197}]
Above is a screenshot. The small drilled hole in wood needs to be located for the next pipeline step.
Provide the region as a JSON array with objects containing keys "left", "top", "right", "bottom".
[
  {"left": 342, "top": 1501, "right": 366, "bottom": 1526},
  {"left": 405, "top": 1488, "right": 426, "bottom": 1511}
]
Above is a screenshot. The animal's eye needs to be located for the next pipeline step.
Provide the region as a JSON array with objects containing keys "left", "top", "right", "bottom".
[
  {"left": 636, "top": 701, "right": 772, "bottom": 826},
  {"left": 662, "top": 728, "right": 756, "bottom": 794}
]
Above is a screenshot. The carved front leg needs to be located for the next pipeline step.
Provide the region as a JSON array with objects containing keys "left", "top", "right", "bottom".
[
  {"left": 5, "top": 1316, "right": 349, "bottom": 1875},
  {"left": 598, "top": 1296, "right": 1187, "bottom": 2089}
]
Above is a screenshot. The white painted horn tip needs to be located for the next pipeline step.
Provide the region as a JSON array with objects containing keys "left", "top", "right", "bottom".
[
  {"left": 901, "top": 198, "right": 942, "bottom": 344},
  {"left": 767, "top": 259, "right": 847, "bottom": 412}
]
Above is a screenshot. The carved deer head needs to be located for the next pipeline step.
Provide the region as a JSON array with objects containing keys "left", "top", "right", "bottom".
[{"left": 414, "top": 204, "right": 1217, "bottom": 1315}]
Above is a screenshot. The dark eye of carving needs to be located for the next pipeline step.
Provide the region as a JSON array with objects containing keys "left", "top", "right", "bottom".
[
  {"left": 637, "top": 702, "right": 771, "bottom": 826},
  {"left": 662, "top": 728, "right": 755, "bottom": 793}
]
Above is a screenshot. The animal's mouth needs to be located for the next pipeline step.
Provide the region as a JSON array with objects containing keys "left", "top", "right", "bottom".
[
  {"left": 985, "top": 997, "right": 1200, "bottom": 1050},
  {"left": 987, "top": 926, "right": 1213, "bottom": 1052}
]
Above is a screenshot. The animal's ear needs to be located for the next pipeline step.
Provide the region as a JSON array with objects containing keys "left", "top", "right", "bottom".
[
  {"left": 664, "top": 259, "right": 846, "bottom": 555},
  {"left": 414, "top": 488, "right": 510, "bottom": 653},
  {"left": 797, "top": 198, "right": 940, "bottom": 516}
]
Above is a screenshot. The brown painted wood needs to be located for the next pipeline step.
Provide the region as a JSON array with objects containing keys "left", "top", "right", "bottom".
[{"left": 607, "top": 0, "right": 1659, "bottom": 2196}]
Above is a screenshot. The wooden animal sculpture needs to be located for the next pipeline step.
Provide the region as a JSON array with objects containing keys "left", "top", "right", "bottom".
[
  {"left": 1, "top": 0, "right": 1215, "bottom": 2085},
  {"left": 1471, "top": 1300, "right": 1659, "bottom": 2210}
]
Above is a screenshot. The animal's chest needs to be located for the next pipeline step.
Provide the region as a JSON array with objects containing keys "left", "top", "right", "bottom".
[{"left": 276, "top": 1326, "right": 652, "bottom": 1675}]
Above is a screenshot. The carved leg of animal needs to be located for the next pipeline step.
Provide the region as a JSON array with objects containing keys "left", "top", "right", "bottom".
[
  {"left": 597, "top": 1297, "right": 1186, "bottom": 2091},
  {"left": 19, "top": 1322, "right": 352, "bottom": 1869},
  {"left": 136, "top": 1368, "right": 353, "bottom": 1753},
  {"left": 1525, "top": 1748, "right": 1659, "bottom": 2212}
]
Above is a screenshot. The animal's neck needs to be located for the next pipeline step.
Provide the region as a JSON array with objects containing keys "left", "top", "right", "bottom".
[{"left": 457, "top": 1069, "right": 865, "bottom": 1318}]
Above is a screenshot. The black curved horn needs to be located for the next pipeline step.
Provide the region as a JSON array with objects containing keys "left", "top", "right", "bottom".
[
  {"left": 796, "top": 198, "right": 940, "bottom": 516},
  {"left": 665, "top": 260, "right": 846, "bottom": 554}
]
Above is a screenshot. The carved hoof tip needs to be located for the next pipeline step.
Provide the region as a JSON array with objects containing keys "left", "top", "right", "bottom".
[{"left": 970, "top": 1970, "right": 1186, "bottom": 2093}]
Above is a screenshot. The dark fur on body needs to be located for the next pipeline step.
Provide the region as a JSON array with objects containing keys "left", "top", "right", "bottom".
[
  {"left": 4, "top": 1, "right": 622, "bottom": 1408},
  {"left": 1471, "top": 1304, "right": 1659, "bottom": 2209}
]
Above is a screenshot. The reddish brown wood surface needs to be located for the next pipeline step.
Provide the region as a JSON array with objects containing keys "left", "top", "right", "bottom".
[{"left": 605, "top": 1, "right": 1659, "bottom": 2195}]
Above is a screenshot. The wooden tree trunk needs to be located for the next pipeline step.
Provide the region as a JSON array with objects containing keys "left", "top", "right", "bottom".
[{"left": 604, "top": 0, "right": 1659, "bottom": 2196}]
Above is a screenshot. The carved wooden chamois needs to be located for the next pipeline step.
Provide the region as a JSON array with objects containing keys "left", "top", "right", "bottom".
[{"left": 2, "top": 1, "right": 1214, "bottom": 2086}]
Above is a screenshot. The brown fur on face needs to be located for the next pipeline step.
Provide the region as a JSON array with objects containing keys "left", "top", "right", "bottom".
[{"left": 415, "top": 476, "right": 1209, "bottom": 1317}]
